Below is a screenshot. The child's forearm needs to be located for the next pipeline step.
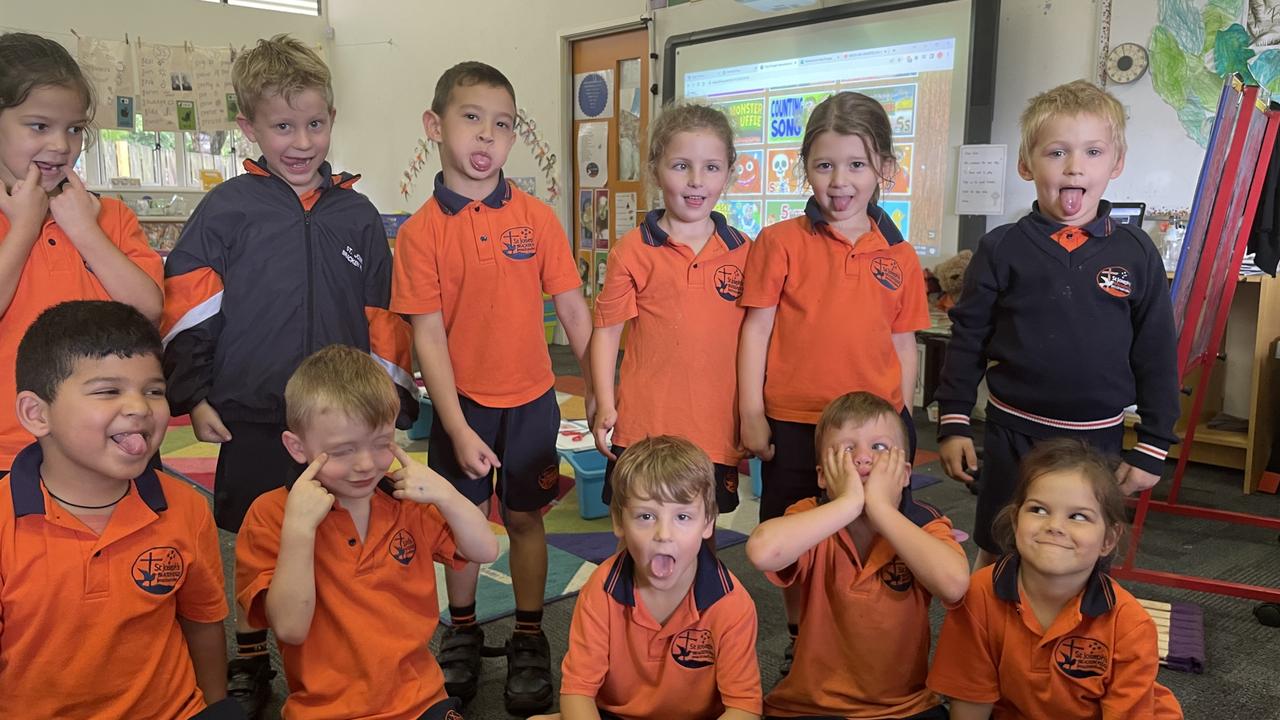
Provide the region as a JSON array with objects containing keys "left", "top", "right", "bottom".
[
  {"left": 264, "top": 525, "right": 320, "bottom": 645},
  {"left": 71, "top": 226, "right": 163, "bottom": 323},
  {"left": 560, "top": 694, "right": 603, "bottom": 720},
  {"left": 178, "top": 617, "right": 228, "bottom": 703},
  {"left": 589, "top": 324, "right": 623, "bottom": 409},
  {"left": 554, "top": 289, "right": 594, "bottom": 390},
  {"left": 718, "top": 708, "right": 761, "bottom": 720},
  {"left": 737, "top": 307, "right": 776, "bottom": 416},
  {"left": 410, "top": 312, "right": 468, "bottom": 436},
  {"left": 747, "top": 496, "right": 859, "bottom": 572},
  {"left": 892, "top": 331, "right": 918, "bottom": 413},
  {"left": 432, "top": 490, "right": 499, "bottom": 564},
  {"left": 866, "top": 503, "right": 969, "bottom": 604},
  {"left": 948, "top": 700, "right": 994, "bottom": 720}
]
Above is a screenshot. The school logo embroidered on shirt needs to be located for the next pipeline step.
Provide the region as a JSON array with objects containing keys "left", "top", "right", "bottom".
[
  {"left": 671, "top": 628, "right": 716, "bottom": 669},
  {"left": 389, "top": 529, "right": 417, "bottom": 566},
  {"left": 879, "top": 558, "right": 914, "bottom": 592},
  {"left": 871, "top": 257, "right": 904, "bottom": 291},
  {"left": 714, "top": 265, "right": 745, "bottom": 301},
  {"left": 1096, "top": 266, "right": 1132, "bottom": 298},
  {"left": 501, "top": 226, "right": 536, "bottom": 259},
  {"left": 722, "top": 467, "right": 739, "bottom": 494},
  {"left": 444, "top": 711, "right": 464, "bottom": 720},
  {"left": 1055, "top": 636, "right": 1110, "bottom": 679},
  {"left": 132, "top": 546, "right": 185, "bottom": 595},
  {"left": 341, "top": 245, "right": 364, "bottom": 270}
]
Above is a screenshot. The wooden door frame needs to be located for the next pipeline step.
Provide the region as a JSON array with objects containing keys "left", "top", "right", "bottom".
[{"left": 556, "top": 19, "right": 650, "bottom": 221}]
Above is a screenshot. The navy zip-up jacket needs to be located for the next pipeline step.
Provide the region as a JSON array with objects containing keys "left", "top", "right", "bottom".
[
  {"left": 161, "top": 157, "right": 417, "bottom": 427},
  {"left": 934, "top": 202, "right": 1179, "bottom": 476}
]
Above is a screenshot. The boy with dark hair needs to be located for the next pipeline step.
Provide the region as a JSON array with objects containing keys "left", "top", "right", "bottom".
[
  {"left": 391, "top": 61, "right": 593, "bottom": 714},
  {"left": 1, "top": 300, "right": 238, "bottom": 719},
  {"left": 935, "top": 79, "right": 1179, "bottom": 570},
  {"left": 162, "top": 34, "right": 416, "bottom": 714},
  {"left": 235, "top": 345, "right": 497, "bottom": 719}
]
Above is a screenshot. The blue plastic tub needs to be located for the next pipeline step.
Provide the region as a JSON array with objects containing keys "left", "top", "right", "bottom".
[
  {"left": 749, "top": 457, "right": 763, "bottom": 498},
  {"left": 561, "top": 449, "right": 609, "bottom": 520},
  {"left": 406, "top": 396, "right": 434, "bottom": 441}
]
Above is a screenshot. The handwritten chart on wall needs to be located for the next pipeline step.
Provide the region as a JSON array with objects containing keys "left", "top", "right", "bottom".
[
  {"left": 190, "top": 47, "right": 237, "bottom": 132},
  {"left": 76, "top": 37, "right": 136, "bottom": 130}
]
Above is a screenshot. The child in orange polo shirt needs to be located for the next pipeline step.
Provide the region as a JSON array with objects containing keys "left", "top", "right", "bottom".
[
  {"left": 534, "top": 435, "right": 762, "bottom": 720},
  {"left": 235, "top": 345, "right": 498, "bottom": 720},
  {"left": 590, "top": 103, "right": 750, "bottom": 514},
  {"left": 928, "top": 438, "right": 1183, "bottom": 719},
  {"left": 747, "top": 392, "right": 968, "bottom": 719},
  {"left": 391, "top": 62, "right": 593, "bottom": 714},
  {"left": 0, "top": 33, "right": 164, "bottom": 474},
  {"left": 2, "top": 301, "right": 234, "bottom": 720},
  {"left": 738, "top": 91, "right": 930, "bottom": 672}
]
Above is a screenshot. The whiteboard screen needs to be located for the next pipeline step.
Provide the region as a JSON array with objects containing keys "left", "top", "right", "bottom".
[{"left": 673, "top": 0, "right": 973, "bottom": 257}]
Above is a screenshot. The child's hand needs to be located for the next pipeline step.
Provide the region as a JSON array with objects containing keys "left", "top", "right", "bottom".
[
  {"left": 0, "top": 164, "right": 49, "bottom": 232},
  {"left": 388, "top": 444, "right": 451, "bottom": 504},
  {"left": 190, "top": 400, "right": 233, "bottom": 443},
  {"left": 821, "top": 446, "right": 864, "bottom": 519},
  {"left": 741, "top": 411, "right": 775, "bottom": 461},
  {"left": 453, "top": 426, "right": 501, "bottom": 479},
  {"left": 283, "top": 454, "right": 334, "bottom": 533},
  {"left": 591, "top": 402, "right": 618, "bottom": 460},
  {"left": 583, "top": 387, "right": 598, "bottom": 435},
  {"left": 864, "top": 447, "right": 909, "bottom": 514},
  {"left": 939, "top": 436, "right": 978, "bottom": 484},
  {"left": 1115, "top": 461, "right": 1160, "bottom": 495},
  {"left": 47, "top": 170, "right": 102, "bottom": 240}
]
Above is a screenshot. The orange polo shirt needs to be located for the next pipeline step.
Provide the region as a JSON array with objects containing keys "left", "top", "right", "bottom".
[
  {"left": 929, "top": 556, "right": 1184, "bottom": 720},
  {"left": 390, "top": 173, "right": 580, "bottom": 408},
  {"left": 560, "top": 544, "right": 763, "bottom": 719},
  {"left": 0, "top": 198, "right": 163, "bottom": 469},
  {"left": 593, "top": 210, "right": 751, "bottom": 465},
  {"left": 765, "top": 492, "right": 963, "bottom": 718},
  {"left": 740, "top": 198, "right": 929, "bottom": 422},
  {"left": 0, "top": 443, "right": 227, "bottom": 720},
  {"left": 236, "top": 482, "right": 466, "bottom": 720}
]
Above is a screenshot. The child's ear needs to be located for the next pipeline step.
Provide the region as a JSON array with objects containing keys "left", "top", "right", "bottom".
[
  {"left": 1110, "top": 151, "right": 1125, "bottom": 179},
  {"left": 901, "top": 462, "right": 914, "bottom": 488},
  {"left": 701, "top": 515, "right": 716, "bottom": 540},
  {"left": 611, "top": 512, "right": 624, "bottom": 540},
  {"left": 815, "top": 464, "right": 828, "bottom": 490},
  {"left": 280, "top": 430, "right": 310, "bottom": 466},
  {"left": 422, "top": 109, "right": 444, "bottom": 143},
  {"left": 1101, "top": 523, "right": 1121, "bottom": 557},
  {"left": 1017, "top": 155, "right": 1034, "bottom": 181},
  {"left": 14, "top": 391, "right": 51, "bottom": 438},
  {"left": 235, "top": 114, "right": 258, "bottom": 144}
]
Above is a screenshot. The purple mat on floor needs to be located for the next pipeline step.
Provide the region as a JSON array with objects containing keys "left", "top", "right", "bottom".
[
  {"left": 547, "top": 529, "right": 748, "bottom": 566},
  {"left": 911, "top": 472, "right": 942, "bottom": 490}
]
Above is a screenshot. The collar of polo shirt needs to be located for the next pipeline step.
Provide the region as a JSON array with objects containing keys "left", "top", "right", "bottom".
[
  {"left": 433, "top": 171, "right": 512, "bottom": 215},
  {"left": 638, "top": 209, "right": 748, "bottom": 251},
  {"left": 9, "top": 442, "right": 168, "bottom": 518},
  {"left": 991, "top": 552, "right": 1117, "bottom": 618}
]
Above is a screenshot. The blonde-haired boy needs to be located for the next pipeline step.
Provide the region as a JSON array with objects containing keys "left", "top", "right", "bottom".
[
  {"left": 535, "top": 436, "right": 762, "bottom": 720},
  {"left": 935, "top": 79, "right": 1179, "bottom": 569},
  {"left": 163, "top": 33, "right": 416, "bottom": 716},
  {"left": 235, "top": 345, "right": 497, "bottom": 720}
]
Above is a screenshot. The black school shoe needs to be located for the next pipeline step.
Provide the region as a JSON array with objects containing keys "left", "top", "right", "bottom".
[
  {"left": 504, "top": 630, "right": 554, "bottom": 715},
  {"left": 438, "top": 624, "right": 485, "bottom": 703},
  {"left": 226, "top": 656, "right": 276, "bottom": 719}
]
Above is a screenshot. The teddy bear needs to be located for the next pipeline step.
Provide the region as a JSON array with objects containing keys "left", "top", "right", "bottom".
[{"left": 933, "top": 249, "right": 972, "bottom": 312}]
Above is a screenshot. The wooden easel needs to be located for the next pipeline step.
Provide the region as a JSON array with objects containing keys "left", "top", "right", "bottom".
[{"left": 1112, "top": 77, "right": 1280, "bottom": 605}]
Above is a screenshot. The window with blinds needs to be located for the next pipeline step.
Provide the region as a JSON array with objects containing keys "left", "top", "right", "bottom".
[{"left": 200, "top": 0, "right": 320, "bottom": 16}]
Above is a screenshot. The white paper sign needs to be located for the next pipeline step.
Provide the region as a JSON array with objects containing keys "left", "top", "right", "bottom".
[
  {"left": 955, "top": 144, "right": 1007, "bottom": 215},
  {"left": 577, "top": 121, "right": 608, "bottom": 188},
  {"left": 615, "top": 192, "right": 638, "bottom": 237}
]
